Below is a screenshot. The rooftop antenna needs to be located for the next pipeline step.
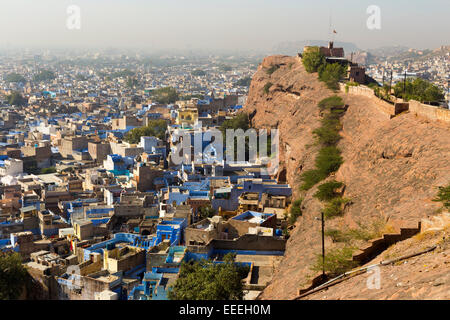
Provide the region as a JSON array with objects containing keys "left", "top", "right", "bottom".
[
  {"left": 328, "top": 10, "right": 337, "bottom": 43},
  {"left": 328, "top": 10, "right": 332, "bottom": 41}
]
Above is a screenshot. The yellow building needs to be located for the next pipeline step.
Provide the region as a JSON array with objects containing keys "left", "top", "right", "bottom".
[{"left": 176, "top": 107, "right": 198, "bottom": 127}]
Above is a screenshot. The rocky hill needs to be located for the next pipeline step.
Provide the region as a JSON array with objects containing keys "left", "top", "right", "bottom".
[{"left": 244, "top": 55, "right": 450, "bottom": 299}]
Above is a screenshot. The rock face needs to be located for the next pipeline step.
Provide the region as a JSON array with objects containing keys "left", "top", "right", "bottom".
[{"left": 244, "top": 55, "right": 450, "bottom": 299}]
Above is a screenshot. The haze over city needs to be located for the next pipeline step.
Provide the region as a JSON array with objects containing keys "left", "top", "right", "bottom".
[{"left": 0, "top": 0, "right": 448, "bottom": 52}]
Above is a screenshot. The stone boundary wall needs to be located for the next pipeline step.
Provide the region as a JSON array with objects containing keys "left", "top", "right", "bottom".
[
  {"left": 409, "top": 100, "right": 450, "bottom": 123},
  {"left": 339, "top": 83, "right": 396, "bottom": 116},
  {"left": 340, "top": 83, "right": 450, "bottom": 123},
  {"left": 340, "top": 83, "right": 375, "bottom": 98},
  {"left": 351, "top": 222, "right": 421, "bottom": 264}
]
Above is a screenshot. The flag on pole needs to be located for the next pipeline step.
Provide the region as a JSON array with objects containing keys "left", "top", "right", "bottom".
[{"left": 333, "top": 30, "right": 337, "bottom": 34}]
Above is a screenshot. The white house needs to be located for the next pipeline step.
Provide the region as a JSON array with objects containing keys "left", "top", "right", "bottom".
[
  {"left": 139, "top": 136, "right": 160, "bottom": 153},
  {"left": 0, "top": 158, "right": 23, "bottom": 177}
]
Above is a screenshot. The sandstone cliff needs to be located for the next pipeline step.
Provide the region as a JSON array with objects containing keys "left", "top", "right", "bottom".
[{"left": 244, "top": 55, "right": 450, "bottom": 299}]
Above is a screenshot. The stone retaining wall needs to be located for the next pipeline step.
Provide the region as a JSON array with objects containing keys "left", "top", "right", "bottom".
[
  {"left": 340, "top": 83, "right": 450, "bottom": 123},
  {"left": 409, "top": 100, "right": 450, "bottom": 123}
]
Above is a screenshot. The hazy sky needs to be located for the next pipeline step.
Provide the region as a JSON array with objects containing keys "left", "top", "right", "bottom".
[{"left": 0, "top": 0, "right": 448, "bottom": 52}]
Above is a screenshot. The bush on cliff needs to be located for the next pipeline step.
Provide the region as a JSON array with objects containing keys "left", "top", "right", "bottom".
[
  {"left": 326, "top": 219, "right": 388, "bottom": 243},
  {"left": 266, "top": 65, "right": 280, "bottom": 75},
  {"left": 317, "top": 95, "right": 344, "bottom": 111},
  {"left": 313, "top": 118, "right": 342, "bottom": 146},
  {"left": 433, "top": 183, "right": 450, "bottom": 209},
  {"left": 289, "top": 198, "right": 304, "bottom": 225},
  {"left": 315, "top": 146, "right": 343, "bottom": 176},
  {"left": 311, "top": 246, "right": 358, "bottom": 277},
  {"left": 302, "top": 47, "right": 325, "bottom": 73},
  {"left": 314, "top": 180, "right": 344, "bottom": 201},
  {"left": 263, "top": 82, "right": 273, "bottom": 95},
  {"left": 300, "top": 169, "right": 327, "bottom": 191},
  {"left": 318, "top": 63, "right": 347, "bottom": 90},
  {"left": 323, "top": 197, "right": 350, "bottom": 219}
]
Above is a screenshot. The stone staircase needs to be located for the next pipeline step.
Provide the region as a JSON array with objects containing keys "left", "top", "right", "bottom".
[{"left": 351, "top": 222, "right": 421, "bottom": 265}]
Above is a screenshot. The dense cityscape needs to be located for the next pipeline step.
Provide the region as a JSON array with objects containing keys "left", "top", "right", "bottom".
[{"left": 0, "top": 48, "right": 292, "bottom": 300}]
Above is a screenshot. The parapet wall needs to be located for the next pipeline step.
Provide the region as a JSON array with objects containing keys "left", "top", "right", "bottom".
[
  {"left": 341, "top": 84, "right": 375, "bottom": 98},
  {"left": 340, "top": 83, "right": 450, "bottom": 123},
  {"left": 409, "top": 100, "right": 450, "bottom": 123},
  {"left": 340, "top": 83, "right": 396, "bottom": 116}
]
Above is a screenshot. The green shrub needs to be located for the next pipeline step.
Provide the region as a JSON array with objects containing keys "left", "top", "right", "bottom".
[
  {"left": 191, "top": 69, "right": 206, "bottom": 76},
  {"left": 314, "top": 180, "right": 343, "bottom": 201},
  {"left": 323, "top": 197, "right": 350, "bottom": 219},
  {"left": 433, "top": 183, "right": 450, "bottom": 209},
  {"left": 125, "top": 119, "right": 167, "bottom": 143},
  {"left": 198, "top": 205, "right": 216, "bottom": 220},
  {"left": 220, "top": 112, "right": 250, "bottom": 133},
  {"left": 345, "top": 81, "right": 359, "bottom": 93},
  {"left": 367, "top": 82, "right": 380, "bottom": 89},
  {"left": 327, "top": 108, "right": 346, "bottom": 120},
  {"left": 298, "top": 96, "right": 346, "bottom": 191},
  {"left": 302, "top": 47, "right": 326, "bottom": 73},
  {"left": 393, "top": 78, "right": 444, "bottom": 102},
  {"left": 325, "top": 229, "right": 352, "bottom": 243},
  {"left": 300, "top": 170, "right": 327, "bottom": 190},
  {"left": 311, "top": 246, "right": 358, "bottom": 277},
  {"left": 300, "top": 147, "right": 343, "bottom": 191},
  {"left": 318, "top": 63, "right": 347, "bottom": 90},
  {"left": 318, "top": 96, "right": 344, "bottom": 111},
  {"left": 312, "top": 121, "right": 341, "bottom": 146},
  {"left": 315, "top": 146, "right": 343, "bottom": 176},
  {"left": 326, "top": 225, "right": 377, "bottom": 243},
  {"left": 168, "top": 253, "right": 247, "bottom": 300},
  {"left": 289, "top": 198, "right": 303, "bottom": 224},
  {"left": 346, "top": 228, "right": 374, "bottom": 242},
  {"left": 33, "top": 70, "right": 56, "bottom": 82},
  {"left": 0, "top": 252, "right": 29, "bottom": 299},
  {"left": 5, "top": 73, "right": 26, "bottom": 83},
  {"left": 266, "top": 65, "right": 280, "bottom": 75},
  {"left": 263, "top": 82, "right": 273, "bottom": 95},
  {"left": 235, "top": 77, "right": 252, "bottom": 87},
  {"left": 6, "top": 91, "right": 27, "bottom": 106}
]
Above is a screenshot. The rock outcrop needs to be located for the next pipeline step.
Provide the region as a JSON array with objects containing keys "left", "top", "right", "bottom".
[{"left": 244, "top": 55, "right": 450, "bottom": 299}]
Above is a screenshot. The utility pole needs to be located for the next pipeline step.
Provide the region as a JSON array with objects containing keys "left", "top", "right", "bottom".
[
  {"left": 403, "top": 69, "right": 407, "bottom": 97},
  {"left": 315, "top": 213, "right": 326, "bottom": 278},
  {"left": 389, "top": 70, "right": 393, "bottom": 96},
  {"left": 321, "top": 211, "right": 325, "bottom": 278}
]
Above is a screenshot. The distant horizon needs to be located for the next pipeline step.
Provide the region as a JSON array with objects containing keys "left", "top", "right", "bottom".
[
  {"left": 0, "top": 40, "right": 448, "bottom": 57},
  {"left": 0, "top": 0, "right": 448, "bottom": 53}
]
